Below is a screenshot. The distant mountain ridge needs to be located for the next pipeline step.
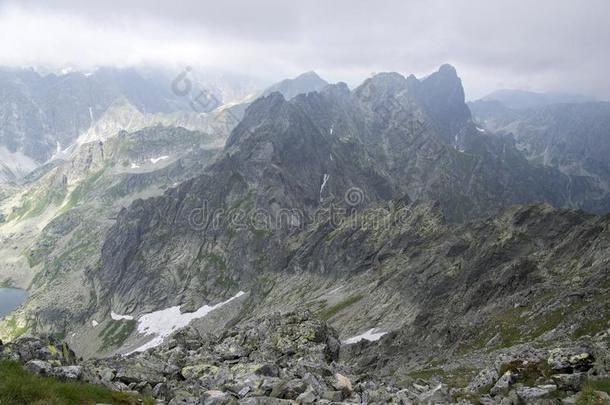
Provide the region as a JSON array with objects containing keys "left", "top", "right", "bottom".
[
  {"left": 480, "top": 88, "right": 596, "bottom": 109},
  {"left": 470, "top": 96, "right": 610, "bottom": 195},
  {"left": 261, "top": 71, "right": 328, "bottom": 100},
  {"left": 0, "top": 67, "right": 262, "bottom": 183}
]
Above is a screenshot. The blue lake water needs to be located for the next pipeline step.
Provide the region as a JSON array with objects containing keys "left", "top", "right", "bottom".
[{"left": 0, "top": 288, "right": 27, "bottom": 317}]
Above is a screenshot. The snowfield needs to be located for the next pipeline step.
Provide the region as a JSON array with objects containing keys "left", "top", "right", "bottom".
[
  {"left": 0, "top": 146, "right": 38, "bottom": 182},
  {"left": 344, "top": 328, "right": 387, "bottom": 344},
  {"left": 150, "top": 155, "right": 169, "bottom": 164},
  {"left": 129, "top": 291, "right": 246, "bottom": 353},
  {"left": 111, "top": 311, "right": 134, "bottom": 321}
]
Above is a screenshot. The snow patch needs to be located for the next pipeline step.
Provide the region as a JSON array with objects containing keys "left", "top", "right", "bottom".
[
  {"left": 89, "top": 106, "right": 94, "bottom": 123},
  {"left": 130, "top": 162, "right": 140, "bottom": 169},
  {"left": 344, "top": 328, "right": 387, "bottom": 344},
  {"left": 326, "top": 285, "right": 344, "bottom": 295},
  {"left": 91, "top": 320, "right": 99, "bottom": 327},
  {"left": 329, "top": 124, "right": 334, "bottom": 135},
  {"left": 319, "top": 174, "right": 330, "bottom": 202},
  {"left": 0, "top": 146, "right": 38, "bottom": 181},
  {"left": 129, "top": 291, "right": 246, "bottom": 353},
  {"left": 150, "top": 155, "right": 169, "bottom": 164},
  {"left": 111, "top": 311, "right": 134, "bottom": 321},
  {"left": 476, "top": 126, "right": 485, "bottom": 133}
]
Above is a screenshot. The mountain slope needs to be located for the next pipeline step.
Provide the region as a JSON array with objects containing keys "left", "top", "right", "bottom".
[
  {"left": 0, "top": 67, "right": 253, "bottom": 184},
  {"left": 0, "top": 125, "right": 223, "bottom": 347},
  {"left": 74, "top": 65, "right": 610, "bottom": 355},
  {"left": 3, "top": 65, "right": 610, "bottom": 368},
  {"left": 261, "top": 71, "right": 329, "bottom": 100},
  {"left": 471, "top": 100, "right": 610, "bottom": 181}
]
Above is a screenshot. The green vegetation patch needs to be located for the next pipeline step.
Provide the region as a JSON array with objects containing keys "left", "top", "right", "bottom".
[
  {"left": 467, "top": 306, "right": 565, "bottom": 352},
  {"left": 499, "top": 360, "right": 552, "bottom": 387},
  {"left": 9, "top": 186, "right": 66, "bottom": 221},
  {"left": 98, "top": 320, "right": 136, "bottom": 352},
  {"left": 61, "top": 167, "right": 107, "bottom": 212},
  {"left": 0, "top": 360, "right": 154, "bottom": 405},
  {"left": 320, "top": 294, "right": 363, "bottom": 320},
  {"left": 573, "top": 319, "right": 608, "bottom": 339},
  {"left": 0, "top": 316, "right": 29, "bottom": 340},
  {"left": 577, "top": 378, "right": 610, "bottom": 405}
]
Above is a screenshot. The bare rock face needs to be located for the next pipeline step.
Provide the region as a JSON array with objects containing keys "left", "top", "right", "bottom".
[{"left": 96, "top": 65, "right": 610, "bottom": 323}]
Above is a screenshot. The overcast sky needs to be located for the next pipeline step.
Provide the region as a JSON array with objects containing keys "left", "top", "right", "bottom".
[{"left": 1, "top": 0, "right": 609, "bottom": 100}]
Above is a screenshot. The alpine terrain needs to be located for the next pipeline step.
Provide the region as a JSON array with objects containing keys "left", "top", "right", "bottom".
[{"left": 0, "top": 60, "right": 609, "bottom": 405}]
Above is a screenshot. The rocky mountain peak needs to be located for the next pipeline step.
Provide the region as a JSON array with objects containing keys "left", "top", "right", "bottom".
[
  {"left": 354, "top": 72, "right": 408, "bottom": 102},
  {"left": 437, "top": 63, "right": 459, "bottom": 77},
  {"left": 262, "top": 71, "right": 329, "bottom": 100}
]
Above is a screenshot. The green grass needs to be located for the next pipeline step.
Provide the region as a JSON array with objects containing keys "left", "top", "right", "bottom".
[
  {"left": 8, "top": 186, "right": 66, "bottom": 221},
  {"left": 573, "top": 319, "right": 608, "bottom": 339},
  {"left": 0, "top": 360, "right": 154, "bottom": 405},
  {"left": 408, "top": 368, "right": 445, "bottom": 381},
  {"left": 0, "top": 316, "right": 29, "bottom": 340},
  {"left": 61, "top": 167, "right": 107, "bottom": 213},
  {"left": 98, "top": 320, "right": 136, "bottom": 351},
  {"left": 320, "top": 295, "right": 363, "bottom": 320},
  {"left": 467, "top": 306, "right": 565, "bottom": 352},
  {"left": 588, "top": 379, "right": 610, "bottom": 394},
  {"left": 577, "top": 379, "right": 610, "bottom": 405},
  {"left": 499, "top": 360, "right": 552, "bottom": 388}
]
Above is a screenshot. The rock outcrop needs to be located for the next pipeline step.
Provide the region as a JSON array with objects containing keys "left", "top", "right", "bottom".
[{"left": 4, "top": 310, "right": 610, "bottom": 404}]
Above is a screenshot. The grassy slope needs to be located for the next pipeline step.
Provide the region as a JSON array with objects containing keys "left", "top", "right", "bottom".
[{"left": 0, "top": 360, "right": 154, "bottom": 405}]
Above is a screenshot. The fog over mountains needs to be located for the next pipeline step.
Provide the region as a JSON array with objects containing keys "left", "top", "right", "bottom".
[{"left": 1, "top": 1, "right": 610, "bottom": 404}]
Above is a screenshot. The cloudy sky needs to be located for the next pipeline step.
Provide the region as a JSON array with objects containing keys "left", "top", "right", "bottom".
[{"left": 1, "top": 0, "right": 609, "bottom": 100}]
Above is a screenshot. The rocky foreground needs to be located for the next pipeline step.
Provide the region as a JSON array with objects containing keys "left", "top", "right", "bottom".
[{"left": 2, "top": 311, "right": 610, "bottom": 404}]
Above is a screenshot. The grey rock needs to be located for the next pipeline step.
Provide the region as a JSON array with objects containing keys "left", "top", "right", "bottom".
[
  {"left": 202, "top": 389, "right": 237, "bottom": 404},
  {"left": 52, "top": 365, "right": 82, "bottom": 381},
  {"left": 296, "top": 388, "right": 317, "bottom": 404},
  {"left": 548, "top": 348, "right": 594, "bottom": 373},
  {"left": 330, "top": 373, "right": 352, "bottom": 397},
  {"left": 153, "top": 383, "right": 173, "bottom": 400},
  {"left": 515, "top": 385, "right": 556, "bottom": 402},
  {"left": 270, "top": 379, "right": 307, "bottom": 400},
  {"left": 490, "top": 371, "right": 517, "bottom": 396},
  {"left": 467, "top": 366, "right": 500, "bottom": 393},
  {"left": 25, "top": 360, "right": 52, "bottom": 375},
  {"left": 551, "top": 373, "right": 587, "bottom": 391}
]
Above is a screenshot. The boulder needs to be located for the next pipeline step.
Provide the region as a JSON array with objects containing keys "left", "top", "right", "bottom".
[
  {"left": 551, "top": 373, "right": 587, "bottom": 391},
  {"left": 202, "top": 389, "right": 237, "bottom": 404},
  {"left": 490, "top": 370, "right": 517, "bottom": 396},
  {"left": 467, "top": 366, "right": 500, "bottom": 393},
  {"left": 515, "top": 385, "right": 557, "bottom": 402},
  {"left": 548, "top": 348, "right": 594, "bottom": 373},
  {"left": 270, "top": 378, "right": 307, "bottom": 400},
  {"left": 52, "top": 365, "right": 82, "bottom": 381},
  {"left": 331, "top": 373, "right": 352, "bottom": 397},
  {"left": 25, "top": 360, "right": 51, "bottom": 375}
]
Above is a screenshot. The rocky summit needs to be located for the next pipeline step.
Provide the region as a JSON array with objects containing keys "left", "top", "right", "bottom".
[{"left": 3, "top": 309, "right": 610, "bottom": 404}]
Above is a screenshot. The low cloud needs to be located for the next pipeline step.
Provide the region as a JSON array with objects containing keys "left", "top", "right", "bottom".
[{"left": 2, "top": 0, "right": 609, "bottom": 99}]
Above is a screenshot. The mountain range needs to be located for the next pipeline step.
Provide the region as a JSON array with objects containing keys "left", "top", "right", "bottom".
[{"left": 1, "top": 65, "right": 610, "bottom": 404}]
